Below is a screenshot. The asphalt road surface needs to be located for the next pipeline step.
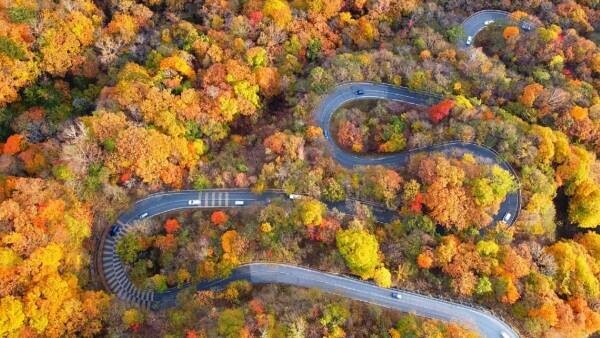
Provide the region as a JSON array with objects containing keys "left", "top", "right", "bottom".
[
  {"left": 157, "top": 263, "right": 518, "bottom": 338},
  {"left": 98, "top": 81, "right": 522, "bottom": 338},
  {"left": 458, "top": 10, "right": 535, "bottom": 48}
]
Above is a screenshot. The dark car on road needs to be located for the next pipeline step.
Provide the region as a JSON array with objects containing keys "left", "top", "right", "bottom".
[
  {"left": 355, "top": 89, "right": 364, "bottom": 95},
  {"left": 109, "top": 224, "right": 120, "bottom": 236}
]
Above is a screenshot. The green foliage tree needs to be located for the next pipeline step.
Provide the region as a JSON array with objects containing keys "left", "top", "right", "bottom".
[
  {"left": 320, "top": 303, "right": 350, "bottom": 328},
  {"left": 475, "top": 276, "right": 493, "bottom": 295},
  {"left": 321, "top": 178, "right": 346, "bottom": 202},
  {"left": 403, "top": 214, "right": 435, "bottom": 235},
  {"left": 395, "top": 314, "right": 419, "bottom": 337},
  {"left": 445, "top": 25, "right": 466, "bottom": 43},
  {"left": 217, "top": 308, "right": 245, "bottom": 338},
  {"left": 116, "top": 233, "right": 143, "bottom": 264},
  {"left": 148, "top": 274, "right": 168, "bottom": 292}
]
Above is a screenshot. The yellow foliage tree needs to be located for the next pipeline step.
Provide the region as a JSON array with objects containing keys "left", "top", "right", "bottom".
[
  {"left": 0, "top": 177, "right": 109, "bottom": 337},
  {"left": 0, "top": 296, "right": 25, "bottom": 336},
  {"left": 263, "top": 0, "right": 292, "bottom": 28},
  {"left": 160, "top": 54, "right": 196, "bottom": 80},
  {"left": 108, "top": 126, "right": 198, "bottom": 186},
  {"left": 39, "top": 5, "right": 100, "bottom": 76},
  {"left": 531, "top": 125, "right": 556, "bottom": 164}
]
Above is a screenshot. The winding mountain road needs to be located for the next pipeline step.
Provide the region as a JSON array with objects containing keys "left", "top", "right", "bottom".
[
  {"left": 458, "top": 10, "right": 535, "bottom": 49},
  {"left": 98, "top": 63, "right": 522, "bottom": 338}
]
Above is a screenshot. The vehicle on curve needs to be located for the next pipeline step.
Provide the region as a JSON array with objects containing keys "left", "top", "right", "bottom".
[
  {"left": 391, "top": 292, "right": 402, "bottom": 300},
  {"left": 139, "top": 212, "right": 149, "bottom": 219},
  {"left": 355, "top": 89, "right": 364, "bottom": 95},
  {"left": 465, "top": 36, "right": 473, "bottom": 45},
  {"left": 188, "top": 199, "right": 201, "bottom": 205},
  {"left": 234, "top": 200, "right": 245, "bottom": 206},
  {"left": 484, "top": 20, "right": 494, "bottom": 25},
  {"left": 289, "top": 194, "right": 302, "bottom": 199},
  {"left": 500, "top": 331, "right": 511, "bottom": 338},
  {"left": 503, "top": 212, "right": 512, "bottom": 222},
  {"left": 109, "top": 224, "right": 120, "bottom": 236},
  {"left": 521, "top": 22, "right": 532, "bottom": 31}
]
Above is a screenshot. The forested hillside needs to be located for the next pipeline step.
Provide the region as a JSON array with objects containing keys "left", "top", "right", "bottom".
[{"left": 0, "top": 0, "right": 599, "bottom": 337}]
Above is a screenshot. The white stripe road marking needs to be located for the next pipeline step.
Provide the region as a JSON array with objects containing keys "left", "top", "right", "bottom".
[
  {"left": 225, "top": 192, "right": 229, "bottom": 206},
  {"left": 204, "top": 192, "right": 208, "bottom": 206}
]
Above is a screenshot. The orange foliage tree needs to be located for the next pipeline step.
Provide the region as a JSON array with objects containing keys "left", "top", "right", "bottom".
[
  {"left": 519, "top": 83, "right": 544, "bottom": 107},
  {"left": 337, "top": 121, "right": 364, "bottom": 152},
  {"left": 503, "top": 26, "right": 520, "bottom": 40},
  {"left": 3, "top": 134, "right": 25, "bottom": 155},
  {"left": 417, "top": 249, "right": 434, "bottom": 269}
]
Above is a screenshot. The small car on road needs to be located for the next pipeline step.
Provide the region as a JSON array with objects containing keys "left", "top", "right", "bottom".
[
  {"left": 500, "top": 332, "right": 511, "bottom": 338},
  {"left": 289, "top": 194, "right": 302, "bottom": 199},
  {"left": 355, "top": 89, "right": 364, "bottom": 95},
  {"left": 234, "top": 200, "right": 245, "bottom": 206},
  {"left": 484, "top": 20, "right": 494, "bottom": 25},
  {"left": 109, "top": 224, "right": 120, "bottom": 236},
  {"left": 139, "top": 212, "right": 149, "bottom": 219},
  {"left": 391, "top": 292, "right": 402, "bottom": 300},
  {"left": 188, "top": 199, "right": 201, "bottom": 205},
  {"left": 521, "top": 22, "right": 532, "bottom": 31},
  {"left": 465, "top": 36, "right": 473, "bottom": 46},
  {"left": 503, "top": 212, "right": 512, "bottom": 222}
]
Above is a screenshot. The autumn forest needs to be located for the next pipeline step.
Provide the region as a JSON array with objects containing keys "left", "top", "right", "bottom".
[{"left": 1, "top": 0, "right": 600, "bottom": 337}]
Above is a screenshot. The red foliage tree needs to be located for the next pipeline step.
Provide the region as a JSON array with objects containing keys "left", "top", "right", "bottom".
[
  {"left": 164, "top": 218, "right": 181, "bottom": 234},
  {"left": 248, "top": 11, "right": 263, "bottom": 26},
  {"left": 409, "top": 193, "right": 423, "bottom": 213},
  {"left": 185, "top": 330, "right": 198, "bottom": 338},
  {"left": 211, "top": 211, "right": 229, "bottom": 225},
  {"left": 119, "top": 169, "right": 132, "bottom": 185},
  {"left": 306, "top": 217, "right": 340, "bottom": 243},
  {"left": 428, "top": 99, "right": 455, "bottom": 124}
]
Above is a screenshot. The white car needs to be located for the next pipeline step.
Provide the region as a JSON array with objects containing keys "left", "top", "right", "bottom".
[
  {"left": 484, "top": 20, "right": 494, "bottom": 25},
  {"left": 465, "top": 36, "right": 473, "bottom": 46},
  {"left": 188, "top": 200, "right": 201, "bottom": 206},
  {"left": 289, "top": 194, "right": 302, "bottom": 199},
  {"left": 500, "top": 332, "right": 511, "bottom": 338},
  {"left": 391, "top": 292, "right": 402, "bottom": 300},
  {"left": 139, "top": 212, "right": 148, "bottom": 219},
  {"left": 234, "top": 200, "right": 245, "bottom": 206},
  {"left": 503, "top": 212, "right": 512, "bottom": 222},
  {"left": 521, "top": 22, "right": 532, "bottom": 31}
]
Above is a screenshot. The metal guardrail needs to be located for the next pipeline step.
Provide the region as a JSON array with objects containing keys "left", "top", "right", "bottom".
[{"left": 462, "top": 10, "right": 510, "bottom": 24}]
